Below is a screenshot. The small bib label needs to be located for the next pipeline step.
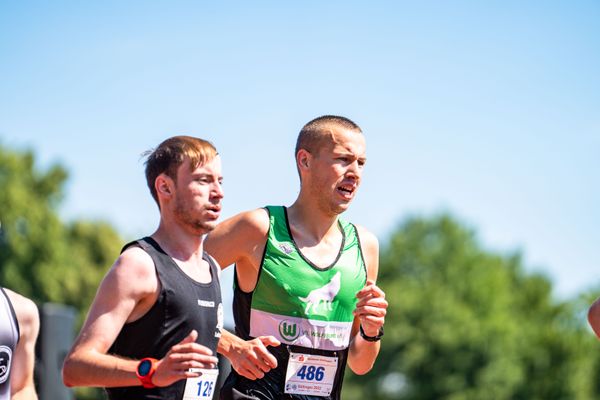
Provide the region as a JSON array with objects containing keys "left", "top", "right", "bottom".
[
  {"left": 183, "top": 368, "right": 219, "bottom": 400},
  {"left": 284, "top": 352, "right": 338, "bottom": 396}
]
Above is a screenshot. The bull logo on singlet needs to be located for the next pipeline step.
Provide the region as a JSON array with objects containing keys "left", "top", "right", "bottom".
[
  {"left": 279, "top": 320, "right": 300, "bottom": 341},
  {"left": 299, "top": 272, "right": 342, "bottom": 315},
  {"left": 0, "top": 346, "right": 12, "bottom": 384}
]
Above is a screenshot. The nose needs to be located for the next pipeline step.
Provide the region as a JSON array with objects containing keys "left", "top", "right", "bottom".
[
  {"left": 347, "top": 160, "right": 363, "bottom": 178},
  {"left": 212, "top": 181, "right": 224, "bottom": 199}
]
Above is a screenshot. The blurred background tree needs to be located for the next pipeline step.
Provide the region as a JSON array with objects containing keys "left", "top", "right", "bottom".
[
  {"left": 0, "top": 143, "right": 122, "bottom": 324},
  {"left": 343, "top": 215, "right": 600, "bottom": 400},
  {"left": 0, "top": 143, "right": 123, "bottom": 399}
]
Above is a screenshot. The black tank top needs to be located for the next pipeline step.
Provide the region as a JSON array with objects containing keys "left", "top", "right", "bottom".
[
  {"left": 107, "top": 237, "right": 223, "bottom": 400},
  {"left": 0, "top": 288, "right": 19, "bottom": 400}
]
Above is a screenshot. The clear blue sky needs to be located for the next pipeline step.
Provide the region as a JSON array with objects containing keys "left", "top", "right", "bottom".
[{"left": 1, "top": 1, "right": 598, "bottom": 302}]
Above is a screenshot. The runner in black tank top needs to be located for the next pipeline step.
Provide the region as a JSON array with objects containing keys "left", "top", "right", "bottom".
[
  {"left": 106, "top": 237, "right": 223, "bottom": 400},
  {"left": 63, "top": 136, "right": 225, "bottom": 398}
]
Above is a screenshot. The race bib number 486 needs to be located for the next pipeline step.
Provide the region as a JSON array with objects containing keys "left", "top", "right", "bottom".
[{"left": 284, "top": 352, "right": 338, "bottom": 397}]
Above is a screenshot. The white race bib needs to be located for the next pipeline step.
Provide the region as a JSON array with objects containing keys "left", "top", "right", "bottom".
[
  {"left": 284, "top": 352, "right": 338, "bottom": 397},
  {"left": 183, "top": 368, "right": 219, "bottom": 400}
]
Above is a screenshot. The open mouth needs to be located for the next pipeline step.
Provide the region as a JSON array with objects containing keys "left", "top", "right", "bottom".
[{"left": 337, "top": 184, "right": 355, "bottom": 199}]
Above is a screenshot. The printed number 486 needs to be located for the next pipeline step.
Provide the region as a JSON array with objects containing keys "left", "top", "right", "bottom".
[
  {"left": 196, "top": 381, "right": 214, "bottom": 397},
  {"left": 296, "top": 365, "right": 325, "bottom": 381}
]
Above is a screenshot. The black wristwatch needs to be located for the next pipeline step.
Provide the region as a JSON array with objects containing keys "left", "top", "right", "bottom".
[{"left": 359, "top": 325, "right": 384, "bottom": 342}]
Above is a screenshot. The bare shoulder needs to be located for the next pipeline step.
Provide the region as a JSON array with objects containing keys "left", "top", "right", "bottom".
[
  {"left": 206, "top": 208, "right": 270, "bottom": 269},
  {"left": 244, "top": 208, "right": 270, "bottom": 235},
  {"left": 223, "top": 208, "right": 270, "bottom": 235},
  {"left": 108, "top": 245, "right": 157, "bottom": 295},
  {"left": 116, "top": 245, "right": 155, "bottom": 277},
  {"left": 206, "top": 208, "right": 270, "bottom": 247},
  {"left": 4, "top": 289, "right": 39, "bottom": 338},
  {"left": 354, "top": 224, "right": 379, "bottom": 254}
]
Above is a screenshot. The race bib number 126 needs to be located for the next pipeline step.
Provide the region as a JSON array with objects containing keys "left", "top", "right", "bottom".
[{"left": 183, "top": 368, "right": 219, "bottom": 400}]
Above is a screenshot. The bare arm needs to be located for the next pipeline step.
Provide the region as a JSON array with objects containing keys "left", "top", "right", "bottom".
[
  {"left": 206, "top": 209, "right": 281, "bottom": 378},
  {"left": 6, "top": 290, "right": 40, "bottom": 400},
  {"left": 205, "top": 208, "right": 269, "bottom": 292},
  {"left": 347, "top": 227, "right": 388, "bottom": 375},
  {"left": 62, "top": 247, "right": 217, "bottom": 388}
]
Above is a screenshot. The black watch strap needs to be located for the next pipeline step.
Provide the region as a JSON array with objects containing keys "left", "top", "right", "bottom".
[{"left": 359, "top": 324, "right": 384, "bottom": 342}]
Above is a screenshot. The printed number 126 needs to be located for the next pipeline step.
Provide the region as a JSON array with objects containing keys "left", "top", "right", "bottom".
[{"left": 197, "top": 381, "right": 214, "bottom": 397}]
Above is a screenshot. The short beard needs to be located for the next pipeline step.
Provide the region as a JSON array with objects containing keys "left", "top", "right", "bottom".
[
  {"left": 173, "top": 199, "right": 214, "bottom": 235},
  {"left": 311, "top": 178, "right": 346, "bottom": 217}
]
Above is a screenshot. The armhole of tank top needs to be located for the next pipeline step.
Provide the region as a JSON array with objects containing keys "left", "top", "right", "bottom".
[
  {"left": 240, "top": 205, "right": 272, "bottom": 295},
  {"left": 204, "top": 253, "right": 221, "bottom": 281},
  {"left": 232, "top": 207, "right": 271, "bottom": 294},
  {"left": 1, "top": 287, "right": 21, "bottom": 344},
  {"left": 350, "top": 223, "right": 368, "bottom": 281}
]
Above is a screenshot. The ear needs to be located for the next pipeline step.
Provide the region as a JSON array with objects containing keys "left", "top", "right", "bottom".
[
  {"left": 297, "top": 149, "right": 312, "bottom": 171},
  {"left": 155, "top": 174, "right": 174, "bottom": 200}
]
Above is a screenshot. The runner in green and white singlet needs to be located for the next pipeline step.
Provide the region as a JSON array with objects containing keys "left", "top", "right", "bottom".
[
  {"left": 207, "top": 116, "right": 388, "bottom": 400},
  {"left": 225, "top": 205, "right": 367, "bottom": 398}
]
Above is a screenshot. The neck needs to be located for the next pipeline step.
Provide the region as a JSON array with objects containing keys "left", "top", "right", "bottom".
[
  {"left": 287, "top": 198, "right": 339, "bottom": 243},
  {"left": 151, "top": 219, "right": 206, "bottom": 262}
]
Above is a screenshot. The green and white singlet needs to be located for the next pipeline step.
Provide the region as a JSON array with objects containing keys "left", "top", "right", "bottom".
[{"left": 221, "top": 206, "right": 367, "bottom": 400}]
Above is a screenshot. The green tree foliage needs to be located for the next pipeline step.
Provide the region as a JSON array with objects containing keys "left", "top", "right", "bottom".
[
  {"left": 343, "top": 214, "right": 600, "bottom": 400},
  {"left": 0, "top": 143, "right": 122, "bottom": 322}
]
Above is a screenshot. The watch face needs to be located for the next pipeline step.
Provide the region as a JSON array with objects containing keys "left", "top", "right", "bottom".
[{"left": 138, "top": 359, "right": 152, "bottom": 376}]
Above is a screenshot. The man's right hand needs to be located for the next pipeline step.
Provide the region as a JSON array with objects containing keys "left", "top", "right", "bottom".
[
  {"left": 224, "top": 334, "right": 280, "bottom": 380},
  {"left": 152, "top": 330, "right": 219, "bottom": 387}
]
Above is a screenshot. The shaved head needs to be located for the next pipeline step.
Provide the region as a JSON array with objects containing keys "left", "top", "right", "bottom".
[{"left": 295, "top": 115, "right": 362, "bottom": 157}]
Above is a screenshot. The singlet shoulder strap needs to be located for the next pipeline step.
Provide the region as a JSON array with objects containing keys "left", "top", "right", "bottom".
[
  {"left": 204, "top": 252, "right": 221, "bottom": 282},
  {"left": 338, "top": 218, "right": 354, "bottom": 238},
  {"left": 265, "top": 205, "right": 294, "bottom": 245},
  {"left": 346, "top": 221, "right": 368, "bottom": 278},
  {"left": 265, "top": 205, "right": 285, "bottom": 232},
  {"left": 120, "top": 236, "right": 160, "bottom": 254}
]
